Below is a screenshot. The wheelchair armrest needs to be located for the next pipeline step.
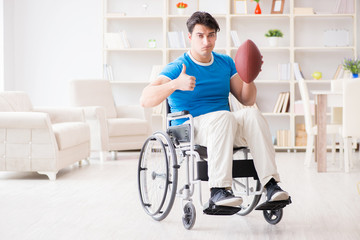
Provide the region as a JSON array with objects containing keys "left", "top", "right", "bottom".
[
  {"left": 167, "top": 110, "right": 189, "bottom": 118},
  {"left": 167, "top": 124, "right": 191, "bottom": 142}
]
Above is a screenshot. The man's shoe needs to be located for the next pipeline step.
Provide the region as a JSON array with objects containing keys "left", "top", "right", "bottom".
[
  {"left": 210, "top": 188, "right": 243, "bottom": 207},
  {"left": 266, "top": 184, "right": 289, "bottom": 202}
]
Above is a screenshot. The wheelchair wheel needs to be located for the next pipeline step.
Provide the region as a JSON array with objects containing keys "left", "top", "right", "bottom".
[
  {"left": 182, "top": 202, "right": 196, "bottom": 230},
  {"left": 232, "top": 177, "right": 261, "bottom": 216},
  {"left": 263, "top": 208, "right": 283, "bottom": 225},
  {"left": 138, "top": 131, "right": 178, "bottom": 221}
]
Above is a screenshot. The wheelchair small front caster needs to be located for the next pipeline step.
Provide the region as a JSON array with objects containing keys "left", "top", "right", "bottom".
[
  {"left": 182, "top": 202, "right": 196, "bottom": 230},
  {"left": 263, "top": 208, "right": 283, "bottom": 225}
]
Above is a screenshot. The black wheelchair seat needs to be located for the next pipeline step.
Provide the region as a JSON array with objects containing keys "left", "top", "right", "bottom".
[
  {"left": 197, "top": 159, "right": 259, "bottom": 181},
  {"left": 166, "top": 122, "right": 259, "bottom": 182}
]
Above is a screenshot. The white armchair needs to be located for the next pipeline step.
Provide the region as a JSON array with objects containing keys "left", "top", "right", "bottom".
[
  {"left": 0, "top": 91, "right": 91, "bottom": 180},
  {"left": 342, "top": 78, "right": 360, "bottom": 172},
  {"left": 69, "top": 79, "right": 152, "bottom": 161}
]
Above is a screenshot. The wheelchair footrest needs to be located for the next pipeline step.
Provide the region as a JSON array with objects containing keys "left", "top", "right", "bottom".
[
  {"left": 255, "top": 197, "right": 292, "bottom": 211},
  {"left": 203, "top": 202, "right": 241, "bottom": 216}
]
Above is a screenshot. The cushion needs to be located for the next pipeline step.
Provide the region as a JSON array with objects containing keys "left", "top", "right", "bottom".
[
  {"left": 70, "top": 80, "right": 117, "bottom": 118},
  {"left": 52, "top": 122, "right": 90, "bottom": 150},
  {"left": 0, "top": 92, "right": 34, "bottom": 112},
  {"left": 234, "top": 39, "right": 263, "bottom": 83},
  {"left": 107, "top": 118, "right": 149, "bottom": 137},
  {"left": 0, "top": 96, "right": 13, "bottom": 112}
]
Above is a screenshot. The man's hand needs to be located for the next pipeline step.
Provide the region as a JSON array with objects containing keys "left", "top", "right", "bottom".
[{"left": 173, "top": 64, "right": 196, "bottom": 91}]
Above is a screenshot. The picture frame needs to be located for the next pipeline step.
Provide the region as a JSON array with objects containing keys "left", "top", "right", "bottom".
[
  {"left": 234, "top": 0, "right": 247, "bottom": 14},
  {"left": 271, "top": 0, "right": 285, "bottom": 14}
]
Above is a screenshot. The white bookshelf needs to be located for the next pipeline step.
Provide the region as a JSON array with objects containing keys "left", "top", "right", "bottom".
[{"left": 103, "top": 0, "right": 357, "bottom": 150}]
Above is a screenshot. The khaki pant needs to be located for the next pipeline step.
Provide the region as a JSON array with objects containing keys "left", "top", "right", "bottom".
[{"left": 192, "top": 109, "right": 280, "bottom": 188}]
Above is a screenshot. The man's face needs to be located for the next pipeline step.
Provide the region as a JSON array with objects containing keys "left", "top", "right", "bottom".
[{"left": 188, "top": 24, "right": 217, "bottom": 61}]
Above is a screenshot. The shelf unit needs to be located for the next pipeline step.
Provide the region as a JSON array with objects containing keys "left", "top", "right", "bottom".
[{"left": 103, "top": 0, "right": 357, "bottom": 150}]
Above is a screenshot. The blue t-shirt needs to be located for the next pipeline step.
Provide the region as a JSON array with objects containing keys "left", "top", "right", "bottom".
[{"left": 160, "top": 51, "right": 237, "bottom": 125}]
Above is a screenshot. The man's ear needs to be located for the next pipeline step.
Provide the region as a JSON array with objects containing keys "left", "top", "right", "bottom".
[{"left": 188, "top": 32, "right": 192, "bottom": 40}]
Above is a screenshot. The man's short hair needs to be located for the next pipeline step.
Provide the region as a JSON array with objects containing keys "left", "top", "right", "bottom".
[{"left": 186, "top": 11, "right": 220, "bottom": 34}]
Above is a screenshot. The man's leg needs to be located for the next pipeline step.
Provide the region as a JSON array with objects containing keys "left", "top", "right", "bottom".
[
  {"left": 232, "top": 108, "right": 289, "bottom": 202},
  {"left": 193, "top": 111, "right": 242, "bottom": 207}
]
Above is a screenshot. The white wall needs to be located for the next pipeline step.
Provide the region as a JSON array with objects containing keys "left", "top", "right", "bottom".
[
  {"left": 6, "top": 0, "right": 102, "bottom": 106},
  {"left": 3, "top": 0, "right": 14, "bottom": 91},
  {"left": 0, "top": 0, "right": 4, "bottom": 91}
]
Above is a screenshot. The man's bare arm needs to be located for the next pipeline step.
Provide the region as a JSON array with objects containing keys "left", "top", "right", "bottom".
[
  {"left": 140, "top": 64, "right": 196, "bottom": 108},
  {"left": 230, "top": 73, "right": 257, "bottom": 106}
]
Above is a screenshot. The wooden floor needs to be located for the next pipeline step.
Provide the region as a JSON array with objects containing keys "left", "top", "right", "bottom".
[{"left": 0, "top": 151, "right": 359, "bottom": 240}]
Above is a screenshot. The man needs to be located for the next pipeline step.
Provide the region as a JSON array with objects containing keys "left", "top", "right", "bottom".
[{"left": 140, "top": 11, "right": 290, "bottom": 208}]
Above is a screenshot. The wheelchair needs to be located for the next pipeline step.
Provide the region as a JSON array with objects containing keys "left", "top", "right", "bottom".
[{"left": 137, "top": 110, "right": 290, "bottom": 230}]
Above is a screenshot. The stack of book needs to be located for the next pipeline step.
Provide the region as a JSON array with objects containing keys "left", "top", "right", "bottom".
[
  {"left": 273, "top": 92, "right": 290, "bottom": 113},
  {"left": 295, "top": 124, "right": 307, "bottom": 146},
  {"left": 276, "top": 130, "right": 291, "bottom": 147}
]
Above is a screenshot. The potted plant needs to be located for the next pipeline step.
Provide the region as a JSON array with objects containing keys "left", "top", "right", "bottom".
[
  {"left": 265, "top": 29, "right": 283, "bottom": 47},
  {"left": 343, "top": 58, "right": 360, "bottom": 78},
  {"left": 176, "top": 2, "right": 188, "bottom": 15}
]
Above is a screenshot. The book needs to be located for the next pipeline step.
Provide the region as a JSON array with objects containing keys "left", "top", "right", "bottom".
[
  {"left": 273, "top": 92, "right": 284, "bottom": 113},
  {"left": 293, "top": 63, "right": 305, "bottom": 80},
  {"left": 276, "top": 129, "right": 291, "bottom": 147},
  {"left": 103, "top": 64, "right": 114, "bottom": 81},
  {"left": 281, "top": 92, "right": 290, "bottom": 113},
  {"left": 230, "top": 30, "right": 241, "bottom": 48},
  {"left": 332, "top": 64, "right": 343, "bottom": 79}
]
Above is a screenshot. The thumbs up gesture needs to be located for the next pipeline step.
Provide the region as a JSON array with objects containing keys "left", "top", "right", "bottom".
[{"left": 174, "top": 64, "right": 196, "bottom": 91}]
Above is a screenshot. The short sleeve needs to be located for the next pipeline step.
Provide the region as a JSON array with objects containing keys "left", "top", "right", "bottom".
[
  {"left": 228, "top": 55, "right": 238, "bottom": 78},
  {"left": 159, "top": 61, "right": 183, "bottom": 80}
]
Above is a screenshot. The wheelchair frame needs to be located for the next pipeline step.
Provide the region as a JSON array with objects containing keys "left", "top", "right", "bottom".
[{"left": 138, "top": 111, "right": 285, "bottom": 230}]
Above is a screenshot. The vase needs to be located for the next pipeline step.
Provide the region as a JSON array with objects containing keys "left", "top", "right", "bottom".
[
  {"left": 255, "top": 2, "right": 261, "bottom": 14},
  {"left": 177, "top": 8, "right": 185, "bottom": 15},
  {"left": 352, "top": 73, "right": 359, "bottom": 78},
  {"left": 267, "top": 37, "right": 279, "bottom": 47}
]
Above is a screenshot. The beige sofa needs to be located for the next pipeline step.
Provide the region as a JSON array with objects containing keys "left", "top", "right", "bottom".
[
  {"left": 0, "top": 91, "right": 90, "bottom": 180},
  {"left": 69, "top": 79, "right": 152, "bottom": 161}
]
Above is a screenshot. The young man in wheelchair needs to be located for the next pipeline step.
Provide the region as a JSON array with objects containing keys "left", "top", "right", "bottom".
[{"left": 140, "top": 11, "right": 290, "bottom": 209}]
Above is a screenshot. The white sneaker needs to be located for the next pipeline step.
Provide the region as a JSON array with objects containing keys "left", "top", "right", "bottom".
[{"left": 210, "top": 189, "right": 243, "bottom": 207}]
